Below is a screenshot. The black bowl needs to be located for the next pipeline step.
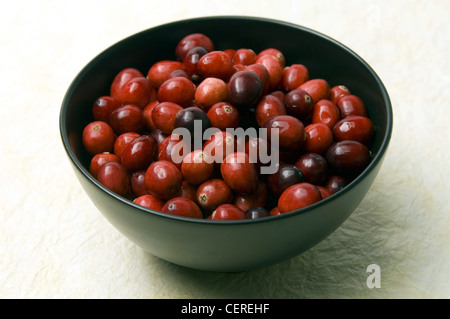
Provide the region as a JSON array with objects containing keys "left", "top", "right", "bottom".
[{"left": 60, "top": 16, "right": 392, "bottom": 272}]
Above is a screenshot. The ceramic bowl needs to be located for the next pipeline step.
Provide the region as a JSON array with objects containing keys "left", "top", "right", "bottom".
[{"left": 60, "top": 16, "right": 392, "bottom": 272}]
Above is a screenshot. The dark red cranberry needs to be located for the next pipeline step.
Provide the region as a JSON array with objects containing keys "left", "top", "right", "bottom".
[
  {"left": 325, "top": 140, "right": 371, "bottom": 175},
  {"left": 130, "top": 170, "right": 149, "bottom": 197},
  {"left": 173, "top": 106, "right": 211, "bottom": 144},
  {"left": 144, "top": 160, "right": 182, "bottom": 200},
  {"left": 295, "top": 153, "right": 328, "bottom": 185},
  {"left": 282, "top": 64, "right": 309, "bottom": 92},
  {"left": 109, "top": 104, "right": 145, "bottom": 135},
  {"left": 92, "top": 96, "right": 120, "bottom": 123},
  {"left": 157, "top": 76, "right": 195, "bottom": 108},
  {"left": 97, "top": 162, "right": 130, "bottom": 196},
  {"left": 284, "top": 89, "right": 314, "bottom": 121},
  {"left": 337, "top": 94, "right": 367, "bottom": 117},
  {"left": 175, "top": 33, "right": 214, "bottom": 61},
  {"left": 227, "top": 70, "right": 262, "bottom": 109},
  {"left": 89, "top": 152, "right": 121, "bottom": 179},
  {"left": 183, "top": 46, "right": 209, "bottom": 82},
  {"left": 267, "top": 163, "right": 304, "bottom": 197},
  {"left": 120, "top": 135, "right": 158, "bottom": 171}
]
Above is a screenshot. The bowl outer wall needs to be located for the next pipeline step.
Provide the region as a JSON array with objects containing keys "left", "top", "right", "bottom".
[{"left": 60, "top": 16, "right": 392, "bottom": 272}]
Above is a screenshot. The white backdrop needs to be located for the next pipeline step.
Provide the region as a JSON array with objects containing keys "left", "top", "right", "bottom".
[{"left": 0, "top": 0, "right": 449, "bottom": 298}]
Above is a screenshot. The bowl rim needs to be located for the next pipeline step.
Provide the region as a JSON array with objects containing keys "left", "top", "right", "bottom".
[{"left": 59, "top": 15, "right": 393, "bottom": 226}]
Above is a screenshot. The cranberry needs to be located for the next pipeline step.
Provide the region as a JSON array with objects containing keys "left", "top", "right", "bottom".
[
  {"left": 130, "top": 170, "right": 149, "bottom": 197},
  {"left": 316, "top": 186, "right": 332, "bottom": 199},
  {"left": 196, "top": 179, "right": 233, "bottom": 212},
  {"left": 221, "top": 152, "right": 258, "bottom": 194},
  {"left": 157, "top": 134, "right": 189, "bottom": 169},
  {"left": 175, "top": 33, "right": 214, "bottom": 61},
  {"left": 254, "top": 94, "right": 287, "bottom": 127},
  {"left": 142, "top": 100, "right": 159, "bottom": 131},
  {"left": 263, "top": 115, "right": 305, "bottom": 151},
  {"left": 269, "top": 90, "right": 286, "bottom": 103},
  {"left": 110, "top": 68, "right": 143, "bottom": 98},
  {"left": 203, "top": 130, "right": 236, "bottom": 165},
  {"left": 232, "top": 48, "right": 257, "bottom": 65},
  {"left": 82, "top": 121, "right": 115, "bottom": 155},
  {"left": 282, "top": 64, "right": 309, "bottom": 92},
  {"left": 181, "top": 150, "right": 215, "bottom": 185},
  {"left": 198, "top": 51, "right": 234, "bottom": 81},
  {"left": 133, "top": 194, "right": 164, "bottom": 211},
  {"left": 147, "top": 60, "right": 184, "bottom": 88},
  {"left": 112, "top": 76, "right": 155, "bottom": 108},
  {"left": 329, "top": 85, "right": 351, "bottom": 104},
  {"left": 311, "top": 99, "right": 341, "bottom": 129},
  {"left": 144, "top": 160, "right": 182, "bottom": 200},
  {"left": 258, "top": 48, "right": 286, "bottom": 68},
  {"left": 162, "top": 197, "right": 203, "bottom": 219},
  {"left": 113, "top": 132, "right": 141, "bottom": 158},
  {"left": 332, "top": 115, "right": 375, "bottom": 145},
  {"left": 278, "top": 183, "right": 322, "bottom": 214},
  {"left": 97, "top": 161, "right": 130, "bottom": 196},
  {"left": 284, "top": 89, "right": 314, "bottom": 121},
  {"left": 207, "top": 102, "right": 240, "bottom": 130},
  {"left": 211, "top": 204, "right": 247, "bottom": 221},
  {"left": 173, "top": 106, "right": 211, "bottom": 143},
  {"left": 303, "top": 123, "right": 333, "bottom": 154},
  {"left": 325, "top": 140, "right": 371, "bottom": 175},
  {"left": 255, "top": 54, "right": 284, "bottom": 91},
  {"left": 168, "top": 69, "right": 190, "bottom": 80},
  {"left": 337, "top": 94, "right": 367, "bottom": 117},
  {"left": 234, "top": 180, "right": 268, "bottom": 212},
  {"left": 298, "top": 79, "right": 330, "bottom": 103},
  {"left": 295, "top": 153, "right": 328, "bottom": 185},
  {"left": 151, "top": 101, "right": 183, "bottom": 135},
  {"left": 244, "top": 137, "right": 272, "bottom": 168},
  {"left": 149, "top": 129, "right": 168, "bottom": 147},
  {"left": 325, "top": 175, "right": 348, "bottom": 194},
  {"left": 92, "top": 96, "right": 120, "bottom": 123},
  {"left": 176, "top": 181, "right": 198, "bottom": 202},
  {"left": 227, "top": 70, "right": 262, "bottom": 109},
  {"left": 109, "top": 104, "right": 145, "bottom": 135},
  {"left": 245, "top": 63, "right": 270, "bottom": 95},
  {"left": 157, "top": 76, "right": 195, "bottom": 108},
  {"left": 267, "top": 163, "right": 304, "bottom": 197},
  {"left": 269, "top": 206, "right": 282, "bottom": 216},
  {"left": 183, "top": 46, "right": 209, "bottom": 82},
  {"left": 223, "top": 48, "right": 236, "bottom": 59},
  {"left": 245, "top": 206, "right": 270, "bottom": 219},
  {"left": 120, "top": 135, "right": 158, "bottom": 171},
  {"left": 89, "top": 152, "right": 121, "bottom": 179},
  {"left": 194, "top": 77, "right": 228, "bottom": 112}
]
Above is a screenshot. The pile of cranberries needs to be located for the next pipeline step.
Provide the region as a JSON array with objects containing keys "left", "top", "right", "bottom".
[{"left": 82, "top": 33, "right": 375, "bottom": 221}]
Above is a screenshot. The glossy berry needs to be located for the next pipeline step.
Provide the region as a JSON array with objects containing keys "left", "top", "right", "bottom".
[
  {"left": 337, "top": 94, "right": 367, "bottom": 117},
  {"left": 130, "top": 170, "right": 149, "bottom": 197},
  {"left": 207, "top": 102, "right": 240, "bottom": 130},
  {"left": 245, "top": 63, "right": 270, "bottom": 95},
  {"left": 157, "top": 134, "right": 189, "bottom": 169},
  {"left": 221, "top": 152, "right": 259, "bottom": 194},
  {"left": 92, "top": 96, "right": 120, "bottom": 122},
  {"left": 202, "top": 130, "right": 236, "bottom": 165},
  {"left": 295, "top": 153, "right": 328, "bottom": 185},
  {"left": 162, "top": 197, "right": 203, "bottom": 219},
  {"left": 234, "top": 181, "right": 268, "bottom": 212},
  {"left": 325, "top": 175, "right": 348, "bottom": 195},
  {"left": 173, "top": 106, "right": 211, "bottom": 144},
  {"left": 303, "top": 123, "right": 333, "bottom": 154},
  {"left": 197, "top": 50, "right": 234, "bottom": 81},
  {"left": 211, "top": 204, "right": 247, "bottom": 221},
  {"left": 89, "top": 152, "right": 121, "bottom": 179},
  {"left": 227, "top": 70, "right": 262, "bottom": 109},
  {"left": 232, "top": 48, "right": 257, "bottom": 66},
  {"left": 278, "top": 183, "right": 322, "bottom": 214},
  {"left": 194, "top": 77, "right": 228, "bottom": 112},
  {"left": 258, "top": 48, "right": 286, "bottom": 68},
  {"left": 82, "top": 121, "right": 115, "bottom": 155},
  {"left": 113, "top": 132, "right": 141, "bottom": 158},
  {"left": 255, "top": 94, "right": 287, "bottom": 127},
  {"left": 144, "top": 160, "right": 182, "bottom": 200},
  {"left": 110, "top": 68, "right": 144, "bottom": 98},
  {"left": 282, "top": 64, "right": 309, "bottom": 91},
  {"left": 109, "top": 104, "right": 145, "bottom": 135},
  {"left": 284, "top": 89, "right": 314, "bottom": 121},
  {"left": 120, "top": 135, "right": 158, "bottom": 171},
  {"left": 147, "top": 60, "right": 184, "bottom": 88},
  {"left": 133, "top": 194, "right": 164, "bottom": 211},
  {"left": 329, "top": 85, "right": 351, "bottom": 104},
  {"left": 176, "top": 181, "right": 198, "bottom": 202},
  {"left": 332, "top": 115, "right": 375, "bottom": 144},
  {"left": 157, "top": 76, "right": 195, "bottom": 108},
  {"left": 325, "top": 140, "right": 371, "bottom": 175},
  {"left": 255, "top": 54, "right": 284, "bottom": 91},
  {"left": 196, "top": 179, "right": 233, "bottom": 212},
  {"left": 267, "top": 163, "right": 304, "bottom": 197},
  {"left": 112, "top": 76, "right": 154, "bottom": 108},
  {"left": 175, "top": 33, "right": 214, "bottom": 61},
  {"left": 263, "top": 115, "right": 305, "bottom": 151},
  {"left": 151, "top": 101, "right": 183, "bottom": 135},
  {"left": 181, "top": 150, "right": 215, "bottom": 185},
  {"left": 183, "top": 46, "right": 209, "bottom": 82},
  {"left": 97, "top": 162, "right": 129, "bottom": 196},
  {"left": 311, "top": 99, "right": 341, "bottom": 129},
  {"left": 142, "top": 101, "right": 159, "bottom": 131},
  {"left": 298, "top": 79, "right": 330, "bottom": 103}
]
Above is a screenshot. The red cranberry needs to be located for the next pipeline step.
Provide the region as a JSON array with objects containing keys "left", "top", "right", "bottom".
[
  {"left": 211, "top": 204, "right": 247, "bottom": 221},
  {"left": 162, "top": 197, "right": 203, "bottom": 219},
  {"left": 332, "top": 115, "right": 375, "bottom": 145},
  {"left": 202, "top": 130, "right": 236, "bottom": 165},
  {"left": 316, "top": 186, "right": 332, "bottom": 199},
  {"left": 176, "top": 181, "right": 198, "bottom": 202},
  {"left": 144, "top": 160, "right": 182, "bottom": 200},
  {"left": 221, "top": 152, "right": 259, "bottom": 194},
  {"left": 157, "top": 134, "right": 189, "bottom": 169},
  {"left": 109, "top": 104, "right": 145, "bottom": 135},
  {"left": 325, "top": 140, "right": 371, "bottom": 175},
  {"left": 337, "top": 94, "right": 367, "bottom": 117},
  {"left": 183, "top": 46, "right": 209, "bottom": 82},
  {"left": 130, "top": 170, "right": 149, "bottom": 197},
  {"left": 263, "top": 115, "right": 305, "bottom": 151},
  {"left": 92, "top": 96, "right": 120, "bottom": 123},
  {"left": 151, "top": 102, "right": 183, "bottom": 135},
  {"left": 284, "top": 89, "right": 314, "bottom": 121},
  {"left": 120, "top": 135, "right": 158, "bottom": 171},
  {"left": 234, "top": 181, "right": 268, "bottom": 212},
  {"left": 181, "top": 150, "right": 215, "bottom": 185},
  {"left": 196, "top": 179, "right": 233, "bottom": 213},
  {"left": 303, "top": 123, "right": 333, "bottom": 154},
  {"left": 295, "top": 153, "right": 328, "bottom": 185},
  {"left": 157, "top": 76, "right": 195, "bottom": 108},
  {"left": 298, "top": 79, "right": 330, "bottom": 103},
  {"left": 194, "top": 77, "right": 228, "bottom": 112},
  {"left": 133, "top": 194, "right": 164, "bottom": 211},
  {"left": 311, "top": 99, "right": 341, "bottom": 129},
  {"left": 207, "top": 102, "right": 240, "bottom": 130},
  {"left": 147, "top": 60, "right": 184, "bottom": 88},
  {"left": 258, "top": 48, "right": 286, "bottom": 68},
  {"left": 325, "top": 175, "right": 348, "bottom": 195},
  {"left": 267, "top": 163, "right": 304, "bottom": 197},
  {"left": 278, "top": 183, "right": 322, "bottom": 214},
  {"left": 245, "top": 63, "right": 270, "bottom": 95},
  {"left": 198, "top": 51, "right": 234, "bottom": 81},
  {"left": 255, "top": 54, "right": 284, "bottom": 91},
  {"left": 82, "top": 121, "right": 115, "bottom": 155},
  {"left": 175, "top": 33, "right": 214, "bottom": 61},
  {"left": 113, "top": 132, "right": 141, "bottom": 158},
  {"left": 112, "top": 76, "right": 154, "bottom": 108},
  {"left": 110, "top": 68, "right": 143, "bottom": 98},
  {"left": 282, "top": 64, "right": 309, "bottom": 91},
  {"left": 89, "top": 152, "right": 121, "bottom": 179},
  {"left": 232, "top": 48, "right": 257, "bottom": 66},
  {"left": 142, "top": 101, "right": 159, "bottom": 131},
  {"left": 227, "top": 70, "right": 262, "bottom": 109},
  {"left": 255, "top": 94, "right": 287, "bottom": 127},
  {"left": 329, "top": 85, "right": 351, "bottom": 104},
  {"left": 97, "top": 162, "right": 130, "bottom": 196}
]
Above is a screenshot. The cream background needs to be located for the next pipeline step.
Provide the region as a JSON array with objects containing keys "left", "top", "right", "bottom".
[{"left": 0, "top": 0, "right": 449, "bottom": 298}]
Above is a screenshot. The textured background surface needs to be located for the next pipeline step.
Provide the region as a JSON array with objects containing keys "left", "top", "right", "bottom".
[{"left": 1, "top": 0, "right": 449, "bottom": 298}]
